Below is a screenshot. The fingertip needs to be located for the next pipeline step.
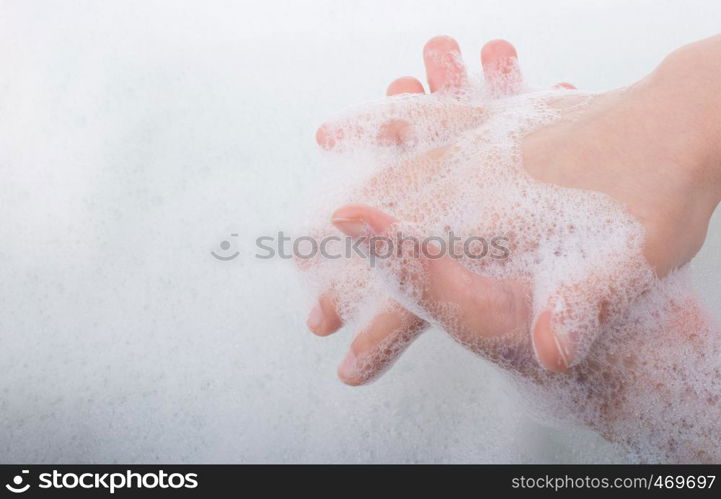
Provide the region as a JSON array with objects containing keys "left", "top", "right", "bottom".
[
  {"left": 423, "top": 35, "right": 467, "bottom": 93},
  {"left": 532, "top": 310, "right": 570, "bottom": 373},
  {"left": 337, "top": 350, "right": 363, "bottom": 386},
  {"left": 338, "top": 376, "right": 364, "bottom": 387},
  {"left": 481, "top": 39, "right": 522, "bottom": 96},
  {"left": 331, "top": 204, "right": 397, "bottom": 235},
  {"left": 306, "top": 296, "right": 342, "bottom": 336},
  {"left": 386, "top": 76, "right": 425, "bottom": 96},
  {"left": 331, "top": 203, "right": 370, "bottom": 222},
  {"left": 423, "top": 34, "right": 461, "bottom": 56},
  {"left": 376, "top": 119, "right": 413, "bottom": 147},
  {"left": 315, "top": 124, "right": 334, "bottom": 150},
  {"left": 480, "top": 39, "right": 518, "bottom": 64}
]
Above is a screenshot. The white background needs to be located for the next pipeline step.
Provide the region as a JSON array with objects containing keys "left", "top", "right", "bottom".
[{"left": 0, "top": 0, "right": 719, "bottom": 462}]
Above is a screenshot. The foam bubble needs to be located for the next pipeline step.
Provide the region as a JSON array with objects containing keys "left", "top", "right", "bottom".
[{"left": 300, "top": 84, "right": 721, "bottom": 462}]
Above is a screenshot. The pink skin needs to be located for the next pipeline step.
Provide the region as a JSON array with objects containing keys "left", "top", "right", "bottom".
[
  {"left": 315, "top": 37, "right": 575, "bottom": 152},
  {"left": 309, "top": 35, "right": 721, "bottom": 383},
  {"left": 301, "top": 36, "right": 721, "bottom": 461},
  {"left": 307, "top": 37, "right": 576, "bottom": 384}
]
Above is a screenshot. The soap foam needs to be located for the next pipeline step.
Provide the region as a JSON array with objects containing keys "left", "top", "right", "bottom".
[{"left": 300, "top": 83, "right": 721, "bottom": 462}]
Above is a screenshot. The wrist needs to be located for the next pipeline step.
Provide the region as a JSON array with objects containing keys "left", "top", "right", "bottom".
[{"left": 639, "top": 37, "right": 721, "bottom": 201}]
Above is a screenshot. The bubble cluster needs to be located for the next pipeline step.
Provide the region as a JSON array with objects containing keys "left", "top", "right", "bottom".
[{"left": 301, "top": 85, "right": 721, "bottom": 462}]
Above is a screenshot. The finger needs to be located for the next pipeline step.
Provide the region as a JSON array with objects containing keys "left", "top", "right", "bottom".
[
  {"left": 293, "top": 224, "right": 340, "bottom": 272},
  {"left": 532, "top": 257, "right": 655, "bottom": 372},
  {"left": 338, "top": 300, "right": 427, "bottom": 386},
  {"left": 531, "top": 310, "right": 566, "bottom": 372},
  {"left": 330, "top": 204, "right": 530, "bottom": 345},
  {"left": 316, "top": 98, "right": 484, "bottom": 152},
  {"left": 316, "top": 121, "right": 353, "bottom": 151},
  {"left": 376, "top": 119, "right": 414, "bottom": 147},
  {"left": 423, "top": 35, "right": 468, "bottom": 93},
  {"left": 554, "top": 82, "right": 576, "bottom": 90},
  {"left": 386, "top": 76, "right": 425, "bottom": 96},
  {"left": 306, "top": 291, "right": 343, "bottom": 336},
  {"left": 480, "top": 39, "right": 522, "bottom": 96},
  {"left": 376, "top": 78, "right": 426, "bottom": 145}
]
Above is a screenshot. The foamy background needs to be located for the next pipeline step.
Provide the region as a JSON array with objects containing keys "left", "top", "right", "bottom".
[{"left": 0, "top": 0, "right": 719, "bottom": 463}]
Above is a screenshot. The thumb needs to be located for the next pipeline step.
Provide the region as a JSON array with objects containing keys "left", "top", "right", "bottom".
[
  {"left": 532, "top": 258, "right": 656, "bottom": 372},
  {"left": 331, "top": 204, "right": 530, "bottom": 345}
]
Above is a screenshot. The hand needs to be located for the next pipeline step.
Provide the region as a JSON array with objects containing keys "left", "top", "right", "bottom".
[
  {"left": 322, "top": 35, "right": 721, "bottom": 377},
  {"left": 305, "top": 35, "right": 721, "bottom": 463},
  {"left": 306, "top": 36, "right": 571, "bottom": 385}
]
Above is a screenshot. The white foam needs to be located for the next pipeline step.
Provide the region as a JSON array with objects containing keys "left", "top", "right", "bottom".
[
  {"left": 3, "top": 0, "right": 721, "bottom": 465},
  {"left": 301, "top": 85, "right": 721, "bottom": 462}
]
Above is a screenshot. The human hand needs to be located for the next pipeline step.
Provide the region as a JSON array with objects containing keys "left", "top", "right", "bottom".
[
  {"left": 304, "top": 34, "right": 721, "bottom": 463},
  {"left": 306, "top": 36, "right": 567, "bottom": 385}
]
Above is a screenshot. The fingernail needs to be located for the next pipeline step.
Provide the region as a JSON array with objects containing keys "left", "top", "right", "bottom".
[
  {"left": 552, "top": 327, "right": 571, "bottom": 369},
  {"left": 338, "top": 350, "right": 357, "bottom": 379},
  {"left": 332, "top": 217, "right": 369, "bottom": 239},
  {"left": 307, "top": 303, "right": 324, "bottom": 331}
]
